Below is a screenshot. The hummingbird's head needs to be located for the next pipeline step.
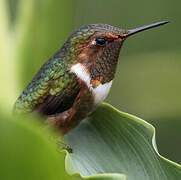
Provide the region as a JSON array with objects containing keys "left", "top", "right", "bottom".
[{"left": 64, "top": 21, "right": 168, "bottom": 85}]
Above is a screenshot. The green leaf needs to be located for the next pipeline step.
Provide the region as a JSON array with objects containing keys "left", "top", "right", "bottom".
[
  {"left": 0, "top": 109, "right": 126, "bottom": 180},
  {"left": 2, "top": 104, "right": 180, "bottom": 180},
  {"left": 65, "top": 103, "right": 181, "bottom": 180},
  {"left": 84, "top": 174, "right": 126, "bottom": 180}
]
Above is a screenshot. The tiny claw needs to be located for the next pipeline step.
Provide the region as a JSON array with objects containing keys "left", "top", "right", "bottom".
[
  {"left": 57, "top": 141, "right": 73, "bottom": 153},
  {"left": 63, "top": 145, "right": 73, "bottom": 153}
]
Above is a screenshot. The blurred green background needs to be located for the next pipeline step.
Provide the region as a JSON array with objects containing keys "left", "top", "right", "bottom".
[{"left": 1, "top": 0, "right": 181, "bottom": 164}]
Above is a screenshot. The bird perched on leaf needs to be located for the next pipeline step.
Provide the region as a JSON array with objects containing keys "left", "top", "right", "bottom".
[{"left": 14, "top": 21, "right": 168, "bottom": 134}]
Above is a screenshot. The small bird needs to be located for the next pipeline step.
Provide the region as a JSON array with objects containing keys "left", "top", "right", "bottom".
[{"left": 14, "top": 21, "right": 168, "bottom": 134}]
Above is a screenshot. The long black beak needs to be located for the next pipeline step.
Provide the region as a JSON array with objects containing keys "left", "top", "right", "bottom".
[{"left": 126, "top": 21, "right": 169, "bottom": 37}]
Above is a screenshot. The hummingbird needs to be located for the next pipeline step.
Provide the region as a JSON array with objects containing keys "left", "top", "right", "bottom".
[{"left": 14, "top": 21, "right": 168, "bottom": 134}]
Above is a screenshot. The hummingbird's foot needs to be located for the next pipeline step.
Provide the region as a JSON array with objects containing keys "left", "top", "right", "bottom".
[
  {"left": 57, "top": 141, "right": 73, "bottom": 153},
  {"left": 62, "top": 144, "right": 73, "bottom": 153},
  {"left": 50, "top": 136, "right": 73, "bottom": 153}
]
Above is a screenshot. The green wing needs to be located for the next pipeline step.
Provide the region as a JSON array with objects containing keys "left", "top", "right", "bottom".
[{"left": 14, "top": 58, "right": 79, "bottom": 115}]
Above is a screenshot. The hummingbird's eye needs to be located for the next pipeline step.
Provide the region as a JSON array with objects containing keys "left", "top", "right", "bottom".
[{"left": 95, "top": 37, "right": 108, "bottom": 46}]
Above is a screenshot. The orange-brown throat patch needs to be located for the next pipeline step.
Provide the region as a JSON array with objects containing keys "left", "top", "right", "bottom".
[{"left": 91, "top": 76, "right": 104, "bottom": 88}]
